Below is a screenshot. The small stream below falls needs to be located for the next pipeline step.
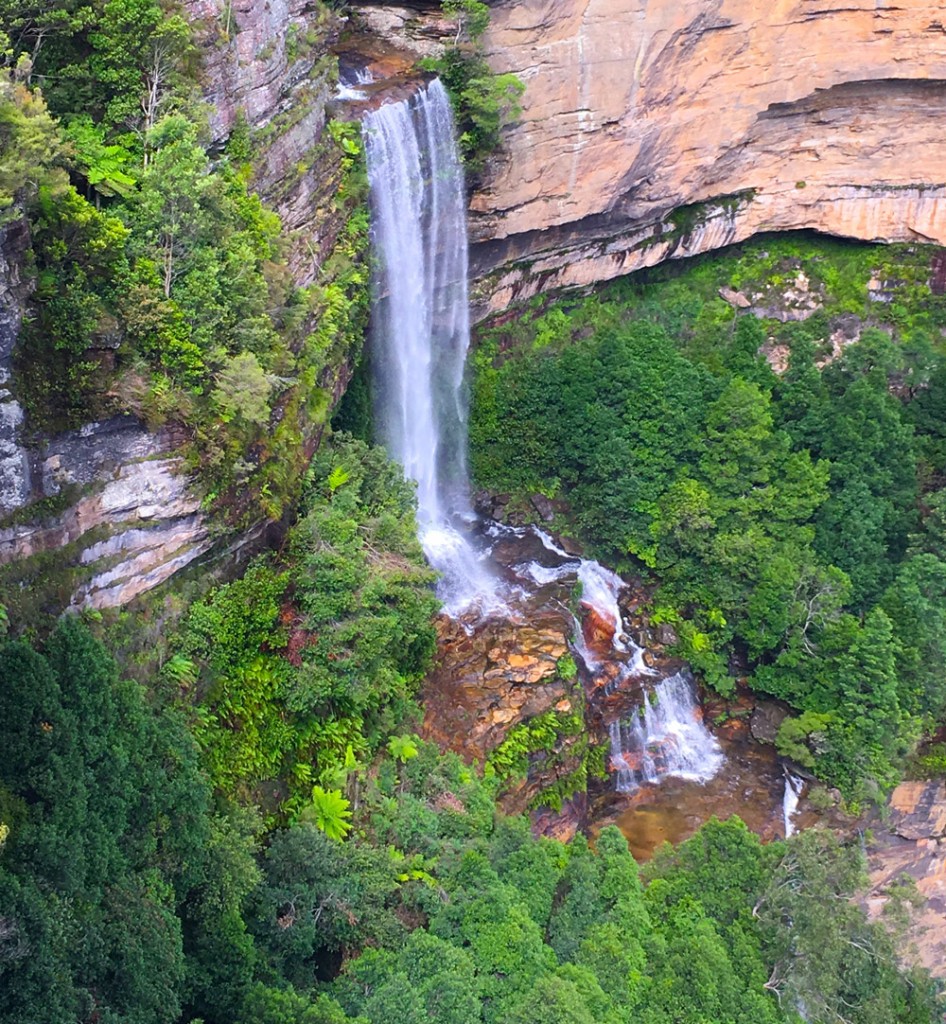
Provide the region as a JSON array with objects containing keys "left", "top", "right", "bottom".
[
  {"left": 361, "top": 78, "right": 815, "bottom": 858},
  {"left": 417, "top": 516, "right": 815, "bottom": 855}
]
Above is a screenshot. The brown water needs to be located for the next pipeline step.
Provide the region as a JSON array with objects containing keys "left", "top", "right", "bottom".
[
  {"left": 420, "top": 518, "right": 821, "bottom": 859},
  {"left": 593, "top": 725, "right": 820, "bottom": 860}
]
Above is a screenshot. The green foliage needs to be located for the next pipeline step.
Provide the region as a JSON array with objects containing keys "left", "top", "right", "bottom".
[
  {"left": 63, "top": 115, "right": 136, "bottom": 197},
  {"left": 213, "top": 351, "right": 273, "bottom": 427},
  {"left": 0, "top": 71, "right": 61, "bottom": 218},
  {"left": 0, "top": 618, "right": 231, "bottom": 1024},
  {"left": 304, "top": 786, "right": 353, "bottom": 840},
  {"left": 184, "top": 560, "right": 290, "bottom": 678},
  {"left": 178, "top": 440, "right": 437, "bottom": 814},
  {"left": 775, "top": 710, "right": 832, "bottom": 770},
  {"left": 488, "top": 705, "right": 584, "bottom": 782},
  {"left": 485, "top": 697, "right": 604, "bottom": 811},
  {"left": 470, "top": 234, "right": 946, "bottom": 794},
  {"left": 557, "top": 653, "right": 578, "bottom": 680},
  {"left": 420, "top": 1, "right": 523, "bottom": 175},
  {"left": 286, "top": 436, "right": 439, "bottom": 723},
  {"left": 193, "top": 655, "right": 294, "bottom": 797},
  {"left": 1, "top": 9, "right": 370, "bottom": 525},
  {"left": 250, "top": 823, "right": 400, "bottom": 990},
  {"left": 912, "top": 742, "right": 946, "bottom": 779},
  {"left": 754, "top": 829, "right": 939, "bottom": 1022},
  {"left": 387, "top": 734, "right": 419, "bottom": 763},
  {"left": 14, "top": 178, "right": 130, "bottom": 428},
  {"left": 1, "top": 620, "right": 939, "bottom": 1024}
]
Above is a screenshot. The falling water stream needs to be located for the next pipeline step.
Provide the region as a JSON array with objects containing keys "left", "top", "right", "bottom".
[
  {"left": 782, "top": 770, "right": 805, "bottom": 838},
  {"left": 362, "top": 79, "right": 739, "bottom": 814},
  {"left": 362, "top": 81, "right": 504, "bottom": 618},
  {"left": 608, "top": 672, "right": 725, "bottom": 792}
]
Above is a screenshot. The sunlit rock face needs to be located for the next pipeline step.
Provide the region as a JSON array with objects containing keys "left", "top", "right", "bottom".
[
  {"left": 868, "top": 780, "right": 946, "bottom": 980},
  {"left": 469, "top": 0, "right": 946, "bottom": 313}
]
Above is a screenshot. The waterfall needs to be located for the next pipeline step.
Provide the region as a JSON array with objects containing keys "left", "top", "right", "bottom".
[
  {"left": 509, "top": 525, "right": 651, "bottom": 674},
  {"left": 782, "top": 770, "right": 805, "bottom": 838},
  {"left": 336, "top": 67, "right": 374, "bottom": 101},
  {"left": 362, "top": 81, "right": 503, "bottom": 618},
  {"left": 608, "top": 672, "right": 724, "bottom": 792}
]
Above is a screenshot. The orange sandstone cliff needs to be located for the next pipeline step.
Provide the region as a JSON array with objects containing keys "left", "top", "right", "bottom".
[{"left": 469, "top": 0, "right": 946, "bottom": 312}]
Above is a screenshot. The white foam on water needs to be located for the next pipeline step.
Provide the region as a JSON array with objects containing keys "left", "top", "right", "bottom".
[
  {"left": 513, "top": 560, "right": 581, "bottom": 587},
  {"left": 336, "top": 67, "right": 374, "bottom": 100},
  {"left": 608, "top": 672, "right": 725, "bottom": 792},
  {"left": 531, "top": 525, "right": 573, "bottom": 559}
]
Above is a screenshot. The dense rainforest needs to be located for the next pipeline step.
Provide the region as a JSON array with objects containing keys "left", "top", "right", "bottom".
[
  {"left": 0, "top": 0, "right": 944, "bottom": 1022},
  {"left": 1, "top": 455, "right": 941, "bottom": 1024},
  {"left": 471, "top": 236, "right": 946, "bottom": 801}
]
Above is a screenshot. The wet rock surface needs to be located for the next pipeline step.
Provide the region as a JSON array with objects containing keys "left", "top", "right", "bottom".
[
  {"left": 420, "top": 519, "right": 816, "bottom": 857},
  {"left": 421, "top": 609, "right": 571, "bottom": 760},
  {"left": 0, "top": 220, "right": 32, "bottom": 515},
  {"left": 887, "top": 780, "right": 946, "bottom": 841},
  {"left": 749, "top": 700, "right": 790, "bottom": 745},
  {"left": 532, "top": 791, "right": 588, "bottom": 844}
]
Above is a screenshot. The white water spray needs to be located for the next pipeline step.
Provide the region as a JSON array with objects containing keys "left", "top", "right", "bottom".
[
  {"left": 362, "top": 81, "right": 504, "bottom": 618},
  {"left": 782, "top": 770, "right": 805, "bottom": 838},
  {"left": 608, "top": 672, "right": 724, "bottom": 792},
  {"left": 336, "top": 68, "right": 374, "bottom": 101}
]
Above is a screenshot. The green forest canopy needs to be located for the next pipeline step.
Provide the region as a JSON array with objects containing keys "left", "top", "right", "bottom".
[
  {"left": 0, "top": 3, "right": 943, "bottom": 1020},
  {"left": 470, "top": 235, "right": 946, "bottom": 798}
]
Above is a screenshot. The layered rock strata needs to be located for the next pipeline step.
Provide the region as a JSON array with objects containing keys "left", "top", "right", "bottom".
[
  {"left": 470, "top": 0, "right": 946, "bottom": 313},
  {"left": 0, "top": 416, "right": 209, "bottom": 610},
  {"left": 2, "top": 1, "right": 354, "bottom": 608}
]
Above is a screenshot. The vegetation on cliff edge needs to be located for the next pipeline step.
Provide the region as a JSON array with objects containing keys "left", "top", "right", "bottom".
[{"left": 0, "top": 3, "right": 369, "bottom": 526}]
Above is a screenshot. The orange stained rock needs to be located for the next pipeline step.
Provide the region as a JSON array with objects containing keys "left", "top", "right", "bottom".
[{"left": 469, "top": 0, "right": 946, "bottom": 312}]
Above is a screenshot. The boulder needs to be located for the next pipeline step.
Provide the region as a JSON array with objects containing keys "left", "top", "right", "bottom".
[
  {"left": 750, "top": 701, "right": 789, "bottom": 745},
  {"left": 719, "top": 286, "right": 751, "bottom": 308}
]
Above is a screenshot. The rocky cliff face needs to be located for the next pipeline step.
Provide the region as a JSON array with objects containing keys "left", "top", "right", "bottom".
[
  {"left": 183, "top": 0, "right": 348, "bottom": 282},
  {"left": 469, "top": 0, "right": 946, "bottom": 313},
  {"left": 0, "top": 220, "right": 32, "bottom": 517},
  {"left": 868, "top": 780, "right": 946, "bottom": 980},
  {"left": 0, "top": 1, "right": 354, "bottom": 610}
]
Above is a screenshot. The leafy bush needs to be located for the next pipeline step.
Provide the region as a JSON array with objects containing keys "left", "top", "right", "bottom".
[{"left": 420, "top": 0, "right": 523, "bottom": 176}]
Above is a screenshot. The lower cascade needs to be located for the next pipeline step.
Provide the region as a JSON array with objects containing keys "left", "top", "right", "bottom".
[
  {"left": 362, "top": 80, "right": 504, "bottom": 618},
  {"left": 608, "top": 672, "right": 725, "bottom": 793},
  {"left": 782, "top": 770, "right": 805, "bottom": 838}
]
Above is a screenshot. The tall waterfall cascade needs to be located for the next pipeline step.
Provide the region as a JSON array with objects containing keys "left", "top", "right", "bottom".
[
  {"left": 362, "top": 80, "right": 504, "bottom": 618},
  {"left": 362, "top": 82, "right": 726, "bottom": 804},
  {"left": 608, "top": 672, "right": 725, "bottom": 792}
]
